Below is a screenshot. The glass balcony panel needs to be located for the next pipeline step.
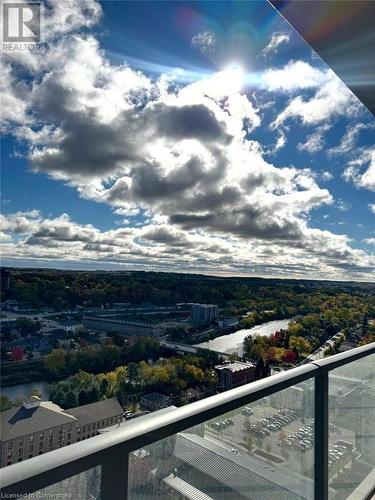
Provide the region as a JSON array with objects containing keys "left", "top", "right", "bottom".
[
  {"left": 25, "top": 465, "right": 101, "bottom": 500},
  {"left": 328, "top": 352, "right": 375, "bottom": 500},
  {"left": 128, "top": 379, "right": 314, "bottom": 500}
]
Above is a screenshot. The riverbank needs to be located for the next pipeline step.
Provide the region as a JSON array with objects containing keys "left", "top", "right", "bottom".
[
  {"left": 1, "top": 380, "right": 50, "bottom": 401},
  {"left": 195, "top": 318, "right": 292, "bottom": 356},
  {"left": 1, "top": 358, "right": 51, "bottom": 387}
]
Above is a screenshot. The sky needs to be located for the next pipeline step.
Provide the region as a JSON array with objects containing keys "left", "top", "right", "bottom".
[{"left": 1, "top": 0, "right": 374, "bottom": 281}]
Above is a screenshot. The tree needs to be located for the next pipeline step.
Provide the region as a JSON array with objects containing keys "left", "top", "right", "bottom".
[
  {"left": 282, "top": 350, "right": 297, "bottom": 364},
  {"left": 44, "top": 348, "right": 66, "bottom": 375},
  {"left": 64, "top": 391, "right": 78, "bottom": 408},
  {"left": 289, "top": 336, "right": 312, "bottom": 358},
  {"left": 128, "top": 362, "right": 139, "bottom": 386},
  {"left": 111, "top": 333, "right": 125, "bottom": 347},
  {"left": 243, "top": 417, "right": 252, "bottom": 435},
  {"left": 243, "top": 434, "right": 253, "bottom": 451},
  {"left": 10, "top": 346, "right": 24, "bottom": 362},
  {"left": 0, "top": 395, "right": 13, "bottom": 412},
  {"left": 255, "top": 357, "right": 265, "bottom": 380},
  {"left": 30, "top": 388, "right": 42, "bottom": 398},
  {"left": 15, "top": 317, "right": 41, "bottom": 336}
]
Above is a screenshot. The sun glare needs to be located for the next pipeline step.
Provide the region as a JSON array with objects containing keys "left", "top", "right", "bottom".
[{"left": 216, "top": 63, "right": 245, "bottom": 94}]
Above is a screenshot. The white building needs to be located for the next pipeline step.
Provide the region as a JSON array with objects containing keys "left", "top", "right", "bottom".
[{"left": 191, "top": 304, "right": 218, "bottom": 323}]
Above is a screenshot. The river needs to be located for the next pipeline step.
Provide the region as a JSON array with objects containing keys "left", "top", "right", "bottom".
[
  {"left": 1, "top": 319, "right": 291, "bottom": 401},
  {"left": 195, "top": 318, "right": 291, "bottom": 356},
  {"left": 1, "top": 380, "right": 50, "bottom": 401}
]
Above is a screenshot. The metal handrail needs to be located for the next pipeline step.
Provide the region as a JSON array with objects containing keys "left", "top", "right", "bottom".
[{"left": 1, "top": 342, "right": 374, "bottom": 500}]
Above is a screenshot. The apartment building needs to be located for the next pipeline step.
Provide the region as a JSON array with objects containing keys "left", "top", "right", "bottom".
[
  {"left": 215, "top": 361, "right": 256, "bottom": 390},
  {"left": 191, "top": 304, "right": 218, "bottom": 324},
  {"left": 0, "top": 396, "right": 123, "bottom": 468}
]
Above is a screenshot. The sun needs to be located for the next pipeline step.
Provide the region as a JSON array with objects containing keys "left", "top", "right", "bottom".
[{"left": 216, "top": 63, "right": 245, "bottom": 94}]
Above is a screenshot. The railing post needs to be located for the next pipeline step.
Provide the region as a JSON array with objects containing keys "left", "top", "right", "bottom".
[
  {"left": 101, "top": 445, "right": 129, "bottom": 500},
  {"left": 314, "top": 371, "right": 329, "bottom": 500}
]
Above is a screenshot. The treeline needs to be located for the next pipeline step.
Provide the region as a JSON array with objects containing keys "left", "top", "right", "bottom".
[
  {"left": 1, "top": 358, "right": 50, "bottom": 386},
  {"left": 2, "top": 268, "right": 374, "bottom": 314},
  {"left": 1, "top": 338, "right": 163, "bottom": 386},
  {"left": 49, "top": 354, "right": 218, "bottom": 409},
  {"left": 43, "top": 338, "right": 162, "bottom": 379},
  {"left": 243, "top": 296, "right": 371, "bottom": 366}
]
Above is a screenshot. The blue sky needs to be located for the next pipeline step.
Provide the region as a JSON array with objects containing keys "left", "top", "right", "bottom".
[{"left": 1, "top": 0, "right": 374, "bottom": 280}]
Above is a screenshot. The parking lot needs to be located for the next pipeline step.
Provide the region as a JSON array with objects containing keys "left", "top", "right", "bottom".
[{"left": 204, "top": 402, "right": 355, "bottom": 479}]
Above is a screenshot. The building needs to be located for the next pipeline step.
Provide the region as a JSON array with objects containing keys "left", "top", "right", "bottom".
[
  {"left": 329, "top": 374, "right": 375, "bottom": 466},
  {"left": 218, "top": 317, "right": 239, "bottom": 329},
  {"left": 0, "top": 318, "right": 17, "bottom": 333},
  {"left": 140, "top": 393, "right": 171, "bottom": 411},
  {"left": 2, "top": 300, "right": 18, "bottom": 311},
  {"left": 166, "top": 432, "right": 314, "bottom": 500},
  {"left": 3, "top": 336, "right": 52, "bottom": 358},
  {"left": 215, "top": 361, "right": 256, "bottom": 390},
  {"left": 58, "top": 319, "right": 80, "bottom": 333},
  {"left": 191, "top": 304, "right": 218, "bottom": 324},
  {"left": 0, "top": 396, "right": 123, "bottom": 468},
  {"left": 83, "top": 316, "right": 161, "bottom": 337}
]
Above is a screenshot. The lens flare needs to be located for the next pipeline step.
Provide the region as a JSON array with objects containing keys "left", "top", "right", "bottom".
[{"left": 216, "top": 63, "right": 245, "bottom": 93}]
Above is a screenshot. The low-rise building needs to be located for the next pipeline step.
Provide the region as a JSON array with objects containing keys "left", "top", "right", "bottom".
[
  {"left": 0, "top": 396, "right": 123, "bottom": 468},
  {"left": 218, "top": 317, "right": 239, "bottom": 329},
  {"left": 83, "top": 316, "right": 161, "bottom": 337},
  {"left": 140, "top": 393, "right": 171, "bottom": 411},
  {"left": 2, "top": 300, "right": 18, "bottom": 311},
  {"left": 59, "top": 319, "right": 80, "bottom": 333},
  {"left": 3, "top": 336, "right": 52, "bottom": 357},
  {"left": 215, "top": 361, "right": 256, "bottom": 390}
]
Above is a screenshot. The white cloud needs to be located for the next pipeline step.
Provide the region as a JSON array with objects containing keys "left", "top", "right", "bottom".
[
  {"left": 262, "top": 60, "right": 326, "bottom": 92},
  {"left": 369, "top": 204, "right": 375, "bottom": 215},
  {"left": 321, "top": 171, "right": 334, "bottom": 182},
  {"left": 343, "top": 147, "right": 375, "bottom": 191},
  {"left": 297, "top": 124, "right": 331, "bottom": 153},
  {"left": 1, "top": 210, "right": 373, "bottom": 280},
  {"left": 264, "top": 62, "right": 360, "bottom": 127},
  {"left": 328, "top": 123, "right": 375, "bottom": 156},
  {"left": 1, "top": 0, "right": 373, "bottom": 280},
  {"left": 363, "top": 238, "right": 375, "bottom": 246},
  {"left": 261, "top": 32, "right": 290, "bottom": 58},
  {"left": 191, "top": 30, "right": 217, "bottom": 57},
  {"left": 272, "top": 77, "right": 359, "bottom": 127}
]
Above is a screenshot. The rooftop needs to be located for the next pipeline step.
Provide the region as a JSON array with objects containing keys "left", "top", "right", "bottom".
[
  {"left": 174, "top": 433, "right": 313, "bottom": 500},
  {"left": 66, "top": 398, "right": 123, "bottom": 425},
  {"left": 1, "top": 403, "right": 76, "bottom": 442},
  {"left": 215, "top": 361, "right": 256, "bottom": 373}
]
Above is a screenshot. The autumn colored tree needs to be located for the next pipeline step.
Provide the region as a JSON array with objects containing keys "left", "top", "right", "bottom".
[
  {"left": 10, "top": 346, "right": 24, "bottom": 362},
  {"left": 282, "top": 350, "right": 297, "bottom": 364}
]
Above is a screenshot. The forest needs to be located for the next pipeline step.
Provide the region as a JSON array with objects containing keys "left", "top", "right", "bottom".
[{"left": 2, "top": 268, "right": 374, "bottom": 317}]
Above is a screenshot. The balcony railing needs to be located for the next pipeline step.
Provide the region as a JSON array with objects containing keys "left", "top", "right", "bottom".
[{"left": 1, "top": 343, "right": 374, "bottom": 500}]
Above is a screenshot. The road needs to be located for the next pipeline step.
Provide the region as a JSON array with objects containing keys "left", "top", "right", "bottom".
[
  {"left": 160, "top": 340, "right": 230, "bottom": 358},
  {"left": 1, "top": 310, "right": 61, "bottom": 333}
]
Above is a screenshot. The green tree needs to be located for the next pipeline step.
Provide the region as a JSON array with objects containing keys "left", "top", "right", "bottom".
[
  {"left": 44, "top": 348, "right": 66, "bottom": 375},
  {"left": 16, "top": 317, "right": 41, "bottom": 336},
  {"left": 64, "top": 390, "right": 78, "bottom": 408},
  {"left": 289, "top": 336, "right": 312, "bottom": 357},
  {"left": 128, "top": 362, "right": 139, "bottom": 386},
  {"left": 243, "top": 434, "right": 253, "bottom": 451},
  {"left": 0, "top": 395, "right": 13, "bottom": 412}
]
